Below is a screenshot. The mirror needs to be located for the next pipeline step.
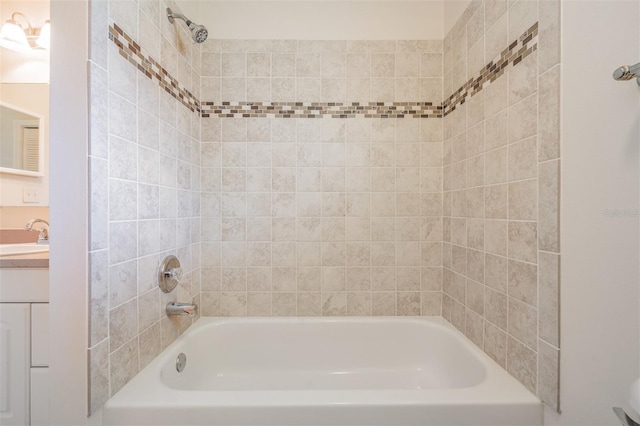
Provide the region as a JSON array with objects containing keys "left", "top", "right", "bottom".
[{"left": 0, "top": 101, "right": 44, "bottom": 177}]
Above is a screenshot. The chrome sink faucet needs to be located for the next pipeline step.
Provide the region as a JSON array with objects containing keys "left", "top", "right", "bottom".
[{"left": 24, "top": 218, "right": 49, "bottom": 244}]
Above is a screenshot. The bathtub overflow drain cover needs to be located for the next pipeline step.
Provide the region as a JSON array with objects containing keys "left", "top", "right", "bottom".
[{"left": 176, "top": 353, "right": 187, "bottom": 372}]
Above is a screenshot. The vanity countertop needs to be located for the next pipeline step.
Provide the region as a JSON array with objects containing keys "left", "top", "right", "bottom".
[{"left": 0, "top": 252, "right": 49, "bottom": 268}]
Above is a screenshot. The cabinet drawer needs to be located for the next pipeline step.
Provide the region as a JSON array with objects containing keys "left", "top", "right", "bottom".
[
  {"left": 31, "top": 303, "right": 49, "bottom": 367},
  {"left": 0, "top": 269, "right": 48, "bottom": 302}
]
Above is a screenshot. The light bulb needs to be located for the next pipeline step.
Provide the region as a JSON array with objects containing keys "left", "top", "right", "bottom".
[
  {"left": 35, "top": 20, "right": 49, "bottom": 49},
  {"left": 0, "top": 20, "right": 30, "bottom": 52}
]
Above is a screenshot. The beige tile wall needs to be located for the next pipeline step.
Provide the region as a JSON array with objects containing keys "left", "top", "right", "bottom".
[
  {"left": 198, "top": 40, "right": 445, "bottom": 317},
  {"left": 87, "top": 0, "right": 203, "bottom": 414},
  {"left": 441, "top": 0, "right": 561, "bottom": 411}
]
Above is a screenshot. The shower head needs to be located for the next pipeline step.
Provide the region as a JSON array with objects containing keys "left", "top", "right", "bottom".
[
  {"left": 166, "top": 8, "right": 208, "bottom": 43},
  {"left": 190, "top": 24, "right": 208, "bottom": 43}
]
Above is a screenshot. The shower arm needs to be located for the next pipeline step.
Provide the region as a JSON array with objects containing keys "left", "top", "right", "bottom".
[{"left": 167, "top": 10, "right": 193, "bottom": 27}]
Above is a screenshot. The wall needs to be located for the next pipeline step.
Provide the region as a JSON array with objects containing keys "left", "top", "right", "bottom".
[
  {"left": 441, "top": 0, "right": 561, "bottom": 411},
  {"left": 197, "top": 39, "right": 443, "bottom": 317},
  {"left": 86, "top": 0, "right": 203, "bottom": 414},
  {"left": 443, "top": 0, "right": 471, "bottom": 37},
  {"left": 545, "top": 0, "right": 640, "bottom": 424},
  {"left": 0, "top": 50, "right": 49, "bottom": 84},
  {"left": 0, "top": 83, "right": 50, "bottom": 206},
  {"left": 49, "top": 0, "right": 89, "bottom": 422},
  {"left": 0, "top": 206, "right": 49, "bottom": 228}
]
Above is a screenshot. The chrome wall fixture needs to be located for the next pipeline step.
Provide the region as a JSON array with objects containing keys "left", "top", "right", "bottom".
[
  {"left": 157, "top": 255, "right": 198, "bottom": 317},
  {"left": 166, "top": 302, "right": 197, "bottom": 317},
  {"left": 176, "top": 353, "right": 187, "bottom": 372},
  {"left": 166, "top": 8, "right": 208, "bottom": 43},
  {"left": 0, "top": 12, "right": 50, "bottom": 51},
  {"left": 612, "top": 62, "right": 640, "bottom": 87},
  {"left": 158, "top": 254, "right": 183, "bottom": 293}
]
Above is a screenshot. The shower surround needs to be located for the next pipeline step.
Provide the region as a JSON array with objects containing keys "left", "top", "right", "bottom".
[{"left": 87, "top": 0, "right": 560, "bottom": 417}]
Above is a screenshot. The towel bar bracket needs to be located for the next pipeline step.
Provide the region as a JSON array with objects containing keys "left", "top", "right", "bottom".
[{"left": 612, "top": 63, "right": 640, "bottom": 87}]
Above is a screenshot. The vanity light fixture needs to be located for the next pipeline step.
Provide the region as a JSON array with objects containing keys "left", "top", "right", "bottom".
[{"left": 0, "top": 12, "right": 50, "bottom": 52}]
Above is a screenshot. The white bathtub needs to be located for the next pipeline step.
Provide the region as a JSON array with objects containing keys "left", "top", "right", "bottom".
[{"left": 103, "top": 317, "right": 542, "bottom": 426}]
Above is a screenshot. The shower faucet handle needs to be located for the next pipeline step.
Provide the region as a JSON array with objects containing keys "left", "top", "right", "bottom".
[
  {"left": 165, "top": 266, "right": 183, "bottom": 282},
  {"left": 158, "top": 255, "right": 182, "bottom": 293}
]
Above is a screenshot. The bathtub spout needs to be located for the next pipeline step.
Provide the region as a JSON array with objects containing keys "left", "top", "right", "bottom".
[{"left": 166, "top": 302, "right": 197, "bottom": 318}]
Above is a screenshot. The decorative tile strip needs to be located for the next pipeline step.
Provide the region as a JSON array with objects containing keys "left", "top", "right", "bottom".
[
  {"left": 107, "top": 22, "right": 538, "bottom": 119},
  {"left": 108, "top": 24, "right": 201, "bottom": 113},
  {"left": 442, "top": 22, "right": 538, "bottom": 116},
  {"left": 199, "top": 101, "right": 442, "bottom": 119}
]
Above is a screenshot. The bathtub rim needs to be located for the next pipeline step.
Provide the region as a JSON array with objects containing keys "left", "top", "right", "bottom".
[{"left": 103, "top": 316, "right": 540, "bottom": 410}]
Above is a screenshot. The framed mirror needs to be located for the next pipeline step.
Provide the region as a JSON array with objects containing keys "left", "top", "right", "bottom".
[{"left": 0, "top": 101, "right": 44, "bottom": 177}]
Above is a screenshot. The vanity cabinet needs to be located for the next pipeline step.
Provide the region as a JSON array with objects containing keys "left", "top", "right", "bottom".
[
  {"left": 0, "top": 268, "right": 49, "bottom": 426},
  {"left": 0, "top": 304, "right": 30, "bottom": 425},
  {"left": 30, "top": 303, "right": 49, "bottom": 425}
]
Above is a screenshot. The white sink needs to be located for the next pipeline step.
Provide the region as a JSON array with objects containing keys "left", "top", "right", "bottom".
[{"left": 0, "top": 243, "right": 49, "bottom": 257}]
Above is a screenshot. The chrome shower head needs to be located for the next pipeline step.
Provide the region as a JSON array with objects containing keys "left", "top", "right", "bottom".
[
  {"left": 190, "top": 24, "right": 208, "bottom": 43},
  {"left": 166, "top": 8, "right": 208, "bottom": 43}
]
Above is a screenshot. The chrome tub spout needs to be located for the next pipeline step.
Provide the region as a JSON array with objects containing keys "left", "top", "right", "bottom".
[{"left": 166, "top": 302, "right": 197, "bottom": 318}]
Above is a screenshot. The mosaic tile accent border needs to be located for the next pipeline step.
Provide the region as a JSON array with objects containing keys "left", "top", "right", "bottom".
[
  {"left": 108, "top": 23, "right": 538, "bottom": 118},
  {"left": 108, "top": 24, "right": 200, "bottom": 113},
  {"left": 200, "top": 101, "right": 442, "bottom": 119},
  {"left": 442, "top": 22, "right": 539, "bottom": 116}
]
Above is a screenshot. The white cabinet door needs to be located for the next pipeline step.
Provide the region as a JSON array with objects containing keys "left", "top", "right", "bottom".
[
  {"left": 0, "top": 303, "right": 30, "bottom": 426},
  {"left": 31, "top": 304, "right": 49, "bottom": 367},
  {"left": 30, "top": 368, "right": 48, "bottom": 426}
]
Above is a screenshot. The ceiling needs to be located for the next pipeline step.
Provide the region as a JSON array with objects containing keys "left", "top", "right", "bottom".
[{"left": 178, "top": 0, "right": 464, "bottom": 40}]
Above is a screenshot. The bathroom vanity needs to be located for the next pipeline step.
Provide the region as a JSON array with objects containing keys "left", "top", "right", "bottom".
[{"left": 0, "top": 251, "right": 49, "bottom": 426}]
